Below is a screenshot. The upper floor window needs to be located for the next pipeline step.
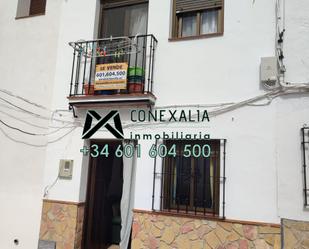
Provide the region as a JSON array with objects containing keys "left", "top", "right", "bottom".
[
  {"left": 171, "top": 0, "right": 224, "bottom": 40},
  {"left": 100, "top": 0, "right": 148, "bottom": 38},
  {"left": 16, "top": 0, "right": 46, "bottom": 19}
]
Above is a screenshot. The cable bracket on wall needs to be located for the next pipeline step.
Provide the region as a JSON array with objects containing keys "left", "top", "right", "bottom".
[{"left": 69, "top": 104, "right": 78, "bottom": 118}]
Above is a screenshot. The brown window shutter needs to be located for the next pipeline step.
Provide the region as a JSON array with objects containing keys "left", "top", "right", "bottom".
[
  {"left": 29, "top": 0, "right": 47, "bottom": 15},
  {"left": 103, "top": 0, "right": 148, "bottom": 9},
  {"left": 176, "top": 0, "right": 222, "bottom": 13}
]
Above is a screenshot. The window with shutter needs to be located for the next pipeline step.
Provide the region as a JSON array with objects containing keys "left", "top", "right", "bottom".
[
  {"left": 16, "top": 0, "right": 46, "bottom": 18},
  {"left": 171, "top": 0, "right": 224, "bottom": 39},
  {"left": 30, "top": 0, "right": 47, "bottom": 15}
]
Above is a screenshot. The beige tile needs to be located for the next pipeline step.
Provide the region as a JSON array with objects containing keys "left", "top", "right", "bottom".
[{"left": 108, "top": 245, "right": 120, "bottom": 249}]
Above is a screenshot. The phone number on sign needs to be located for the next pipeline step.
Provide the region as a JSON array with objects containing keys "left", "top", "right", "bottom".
[{"left": 85, "top": 144, "right": 211, "bottom": 158}]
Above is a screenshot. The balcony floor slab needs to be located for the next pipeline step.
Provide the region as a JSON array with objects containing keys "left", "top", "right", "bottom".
[{"left": 67, "top": 92, "right": 156, "bottom": 108}]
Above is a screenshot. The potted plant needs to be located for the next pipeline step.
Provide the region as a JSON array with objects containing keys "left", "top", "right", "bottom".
[
  {"left": 83, "top": 83, "right": 94, "bottom": 95},
  {"left": 127, "top": 67, "right": 145, "bottom": 93}
]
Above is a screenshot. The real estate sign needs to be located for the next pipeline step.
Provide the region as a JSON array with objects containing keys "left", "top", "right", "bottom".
[{"left": 95, "top": 63, "right": 128, "bottom": 90}]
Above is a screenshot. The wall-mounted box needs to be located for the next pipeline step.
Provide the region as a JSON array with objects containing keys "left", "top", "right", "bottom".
[
  {"left": 58, "top": 160, "right": 73, "bottom": 179},
  {"left": 260, "top": 57, "right": 279, "bottom": 89}
]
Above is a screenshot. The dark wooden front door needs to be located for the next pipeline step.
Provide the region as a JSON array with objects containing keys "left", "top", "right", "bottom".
[{"left": 83, "top": 141, "right": 123, "bottom": 249}]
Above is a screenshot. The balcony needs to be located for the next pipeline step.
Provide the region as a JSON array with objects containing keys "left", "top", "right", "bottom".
[{"left": 67, "top": 34, "right": 157, "bottom": 108}]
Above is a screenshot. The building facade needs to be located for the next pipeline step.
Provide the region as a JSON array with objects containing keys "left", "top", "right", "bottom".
[{"left": 0, "top": 0, "right": 309, "bottom": 249}]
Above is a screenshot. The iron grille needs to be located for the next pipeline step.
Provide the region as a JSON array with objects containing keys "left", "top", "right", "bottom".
[
  {"left": 301, "top": 127, "right": 309, "bottom": 207},
  {"left": 151, "top": 139, "right": 227, "bottom": 219}
]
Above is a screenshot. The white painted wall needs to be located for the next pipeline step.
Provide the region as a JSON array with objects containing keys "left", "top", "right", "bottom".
[
  {"left": 41, "top": 0, "right": 99, "bottom": 202},
  {"left": 0, "top": 0, "right": 62, "bottom": 248},
  {"left": 284, "top": 0, "right": 309, "bottom": 84},
  {"left": 1, "top": 0, "right": 309, "bottom": 247}
]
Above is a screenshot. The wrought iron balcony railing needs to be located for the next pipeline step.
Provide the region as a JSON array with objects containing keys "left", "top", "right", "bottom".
[{"left": 68, "top": 34, "right": 157, "bottom": 99}]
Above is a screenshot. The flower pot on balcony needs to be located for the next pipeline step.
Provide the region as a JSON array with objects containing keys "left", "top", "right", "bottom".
[
  {"left": 83, "top": 84, "right": 94, "bottom": 95},
  {"left": 128, "top": 83, "right": 144, "bottom": 93},
  {"left": 127, "top": 67, "right": 145, "bottom": 93},
  {"left": 128, "top": 67, "right": 145, "bottom": 77}
]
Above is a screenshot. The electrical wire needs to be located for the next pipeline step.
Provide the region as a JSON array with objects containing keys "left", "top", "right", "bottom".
[
  {"left": 0, "top": 109, "right": 75, "bottom": 129},
  {"left": 284, "top": 83, "right": 309, "bottom": 88},
  {"left": 0, "top": 96, "right": 46, "bottom": 118},
  {"left": 0, "top": 96, "right": 76, "bottom": 124},
  {"left": 120, "top": 86, "right": 309, "bottom": 128},
  {"left": 43, "top": 176, "right": 59, "bottom": 197},
  {"left": 153, "top": 102, "right": 235, "bottom": 109},
  {"left": 0, "top": 119, "right": 75, "bottom": 136},
  {"left": 0, "top": 109, "right": 48, "bottom": 129},
  {"left": 0, "top": 90, "right": 75, "bottom": 122},
  {"left": 0, "top": 126, "right": 77, "bottom": 147},
  {"left": 0, "top": 88, "right": 50, "bottom": 111},
  {"left": 0, "top": 119, "right": 39, "bottom": 136},
  {"left": 0, "top": 84, "right": 308, "bottom": 143}
]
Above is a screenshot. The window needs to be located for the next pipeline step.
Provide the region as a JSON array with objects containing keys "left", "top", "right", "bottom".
[
  {"left": 97, "top": 0, "right": 148, "bottom": 77},
  {"left": 100, "top": 0, "right": 148, "bottom": 38},
  {"left": 172, "top": 0, "right": 224, "bottom": 39},
  {"left": 162, "top": 140, "right": 221, "bottom": 215},
  {"left": 16, "top": 0, "right": 46, "bottom": 18}
]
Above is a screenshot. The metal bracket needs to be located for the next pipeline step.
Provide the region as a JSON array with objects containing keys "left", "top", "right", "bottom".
[{"left": 69, "top": 104, "right": 78, "bottom": 118}]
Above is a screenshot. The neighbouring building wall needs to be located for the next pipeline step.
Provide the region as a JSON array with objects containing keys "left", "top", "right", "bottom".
[{"left": 0, "top": 0, "right": 62, "bottom": 248}]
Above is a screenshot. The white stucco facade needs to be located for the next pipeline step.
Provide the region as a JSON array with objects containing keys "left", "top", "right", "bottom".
[
  {"left": 0, "top": 0, "right": 63, "bottom": 248},
  {"left": 0, "top": 0, "right": 309, "bottom": 248}
]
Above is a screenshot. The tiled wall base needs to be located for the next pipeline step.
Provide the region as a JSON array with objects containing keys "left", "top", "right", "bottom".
[
  {"left": 39, "top": 204, "right": 309, "bottom": 249},
  {"left": 39, "top": 200, "right": 84, "bottom": 249},
  {"left": 282, "top": 219, "right": 309, "bottom": 249},
  {"left": 132, "top": 211, "right": 281, "bottom": 249}
]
